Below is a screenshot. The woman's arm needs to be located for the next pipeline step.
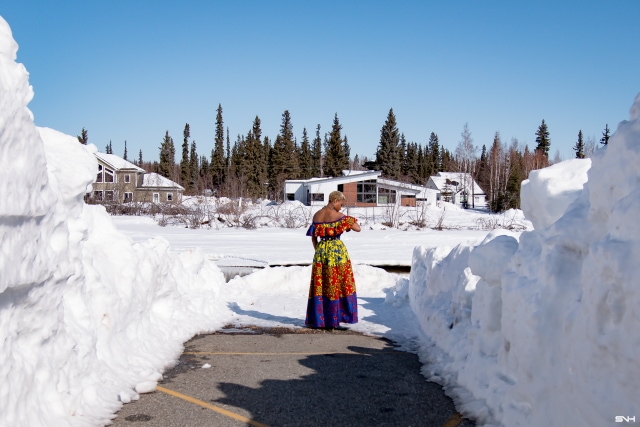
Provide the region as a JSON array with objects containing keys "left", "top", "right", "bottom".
[
  {"left": 343, "top": 216, "right": 361, "bottom": 232},
  {"left": 312, "top": 235, "right": 318, "bottom": 250}
]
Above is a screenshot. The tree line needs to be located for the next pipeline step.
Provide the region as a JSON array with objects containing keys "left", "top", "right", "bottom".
[{"left": 77, "top": 107, "right": 612, "bottom": 212}]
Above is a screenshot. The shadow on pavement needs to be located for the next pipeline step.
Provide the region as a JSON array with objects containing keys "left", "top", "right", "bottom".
[{"left": 207, "top": 339, "right": 469, "bottom": 427}]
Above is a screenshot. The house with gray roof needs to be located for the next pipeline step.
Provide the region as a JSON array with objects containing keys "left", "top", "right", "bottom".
[{"left": 90, "top": 153, "right": 183, "bottom": 204}]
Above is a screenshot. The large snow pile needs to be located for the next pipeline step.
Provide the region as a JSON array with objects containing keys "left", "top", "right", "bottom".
[
  {"left": 402, "top": 94, "right": 640, "bottom": 426},
  {"left": 0, "top": 17, "right": 228, "bottom": 427}
]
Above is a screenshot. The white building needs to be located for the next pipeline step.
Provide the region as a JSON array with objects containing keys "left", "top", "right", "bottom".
[
  {"left": 284, "top": 170, "right": 438, "bottom": 207},
  {"left": 426, "top": 172, "right": 487, "bottom": 209}
]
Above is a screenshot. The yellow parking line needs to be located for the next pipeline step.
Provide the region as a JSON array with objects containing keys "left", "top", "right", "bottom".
[
  {"left": 441, "top": 412, "right": 463, "bottom": 427},
  {"left": 156, "top": 385, "right": 270, "bottom": 427}
]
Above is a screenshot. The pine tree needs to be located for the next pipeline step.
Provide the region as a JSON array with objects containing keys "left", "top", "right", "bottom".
[
  {"left": 311, "top": 124, "right": 322, "bottom": 177},
  {"left": 77, "top": 127, "right": 88, "bottom": 145},
  {"left": 574, "top": 130, "right": 585, "bottom": 159},
  {"left": 180, "top": 123, "right": 191, "bottom": 188},
  {"left": 263, "top": 136, "right": 273, "bottom": 198},
  {"left": 280, "top": 110, "right": 297, "bottom": 175},
  {"left": 600, "top": 124, "right": 611, "bottom": 146},
  {"left": 488, "top": 133, "right": 503, "bottom": 212},
  {"left": 376, "top": 108, "right": 401, "bottom": 179},
  {"left": 158, "top": 131, "right": 174, "bottom": 178},
  {"left": 105, "top": 140, "right": 113, "bottom": 154},
  {"left": 476, "top": 144, "right": 490, "bottom": 199},
  {"left": 428, "top": 132, "right": 441, "bottom": 174},
  {"left": 199, "top": 155, "right": 210, "bottom": 188},
  {"left": 405, "top": 142, "right": 420, "bottom": 184},
  {"left": 168, "top": 136, "right": 175, "bottom": 178},
  {"left": 504, "top": 153, "right": 524, "bottom": 210},
  {"left": 138, "top": 149, "right": 143, "bottom": 166},
  {"left": 417, "top": 144, "right": 427, "bottom": 181},
  {"left": 211, "top": 104, "right": 226, "bottom": 189},
  {"left": 228, "top": 134, "right": 244, "bottom": 198},
  {"left": 535, "top": 119, "right": 551, "bottom": 157},
  {"left": 441, "top": 148, "right": 455, "bottom": 171},
  {"left": 224, "top": 127, "right": 231, "bottom": 196},
  {"left": 323, "top": 113, "right": 348, "bottom": 177},
  {"left": 226, "top": 127, "right": 231, "bottom": 160},
  {"left": 399, "top": 133, "right": 408, "bottom": 177},
  {"left": 299, "top": 128, "right": 312, "bottom": 179},
  {"left": 269, "top": 110, "right": 299, "bottom": 198},
  {"left": 123, "top": 140, "right": 128, "bottom": 161},
  {"left": 189, "top": 140, "right": 199, "bottom": 193},
  {"left": 343, "top": 134, "right": 351, "bottom": 169},
  {"left": 244, "top": 116, "right": 269, "bottom": 198}
]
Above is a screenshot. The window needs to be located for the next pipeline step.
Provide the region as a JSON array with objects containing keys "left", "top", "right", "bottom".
[
  {"left": 124, "top": 192, "right": 133, "bottom": 202},
  {"left": 96, "top": 165, "right": 103, "bottom": 183},
  {"left": 337, "top": 184, "right": 344, "bottom": 192},
  {"left": 93, "top": 191, "right": 103, "bottom": 201},
  {"left": 124, "top": 174, "right": 130, "bottom": 183},
  {"left": 105, "top": 191, "right": 114, "bottom": 201},
  {"left": 356, "top": 180, "right": 377, "bottom": 203},
  {"left": 153, "top": 193, "right": 160, "bottom": 203},
  {"left": 286, "top": 193, "right": 295, "bottom": 201},
  {"left": 311, "top": 193, "right": 324, "bottom": 202},
  {"left": 104, "top": 168, "right": 115, "bottom": 183},
  {"left": 167, "top": 193, "right": 173, "bottom": 201},
  {"left": 378, "top": 188, "right": 396, "bottom": 204}
]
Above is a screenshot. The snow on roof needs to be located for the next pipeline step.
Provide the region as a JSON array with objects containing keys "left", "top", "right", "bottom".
[
  {"left": 376, "top": 178, "right": 423, "bottom": 193},
  {"left": 286, "top": 170, "right": 381, "bottom": 185},
  {"left": 95, "top": 152, "right": 145, "bottom": 172},
  {"left": 141, "top": 173, "right": 184, "bottom": 190},
  {"left": 429, "top": 172, "right": 485, "bottom": 194},
  {"left": 341, "top": 169, "right": 374, "bottom": 176}
]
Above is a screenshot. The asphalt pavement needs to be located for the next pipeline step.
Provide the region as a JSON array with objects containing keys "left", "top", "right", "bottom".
[{"left": 109, "top": 326, "right": 476, "bottom": 427}]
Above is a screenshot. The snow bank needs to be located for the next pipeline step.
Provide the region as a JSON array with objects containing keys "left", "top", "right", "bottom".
[
  {"left": 0, "top": 17, "right": 228, "bottom": 427},
  {"left": 520, "top": 158, "right": 591, "bottom": 230},
  {"left": 404, "top": 93, "right": 640, "bottom": 426}
]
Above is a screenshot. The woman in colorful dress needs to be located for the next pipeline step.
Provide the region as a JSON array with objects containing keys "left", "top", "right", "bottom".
[{"left": 305, "top": 190, "right": 361, "bottom": 330}]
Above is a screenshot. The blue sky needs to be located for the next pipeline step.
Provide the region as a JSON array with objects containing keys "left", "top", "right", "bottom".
[{"left": 2, "top": 1, "right": 639, "bottom": 163}]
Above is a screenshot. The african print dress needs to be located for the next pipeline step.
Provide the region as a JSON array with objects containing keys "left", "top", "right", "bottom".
[{"left": 305, "top": 215, "right": 358, "bottom": 328}]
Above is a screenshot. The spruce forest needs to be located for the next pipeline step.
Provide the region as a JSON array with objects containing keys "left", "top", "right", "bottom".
[{"left": 81, "top": 105, "right": 609, "bottom": 213}]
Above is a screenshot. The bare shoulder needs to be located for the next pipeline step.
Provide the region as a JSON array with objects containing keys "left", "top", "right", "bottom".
[
  {"left": 312, "top": 209, "right": 325, "bottom": 223},
  {"left": 312, "top": 208, "right": 343, "bottom": 223}
]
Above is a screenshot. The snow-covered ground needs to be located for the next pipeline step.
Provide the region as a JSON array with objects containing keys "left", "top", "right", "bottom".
[
  {"left": 2, "top": 15, "right": 639, "bottom": 427},
  {"left": 111, "top": 213, "right": 502, "bottom": 268}
]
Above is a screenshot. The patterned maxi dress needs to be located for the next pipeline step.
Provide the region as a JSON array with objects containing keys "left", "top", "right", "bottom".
[{"left": 305, "top": 215, "right": 359, "bottom": 328}]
